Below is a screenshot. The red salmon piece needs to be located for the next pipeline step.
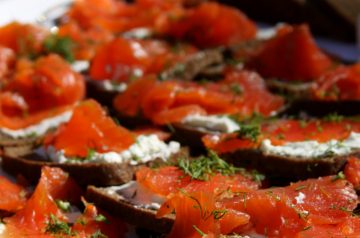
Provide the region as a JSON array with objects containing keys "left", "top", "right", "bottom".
[
  {"left": 136, "top": 166, "right": 259, "bottom": 196},
  {"left": 141, "top": 80, "right": 179, "bottom": 119},
  {"left": 4, "top": 54, "right": 85, "bottom": 113},
  {"left": 0, "top": 92, "right": 28, "bottom": 118},
  {"left": 115, "top": 69, "right": 284, "bottom": 125},
  {"left": 248, "top": 24, "right": 333, "bottom": 81},
  {"left": 58, "top": 21, "right": 113, "bottom": 60},
  {"left": 46, "top": 99, "right": 135, "bottom": 157},
  {"left": 263, "top": 119, "right": 360, "bottom": 145},
  {"left": 136, "top": 166, "right": 191, "bottom": 196},
  {"left": 90, "top": 37, "right": 196, "bottom": 82},
  {"left": 0, "top": 46, "right": 15, "bottom": 79},
  {"left": 158, "top": 173, "right": 359, "bottom": 237},
  {"left": 157, "top": 192, "right": 250, "bottom": 237},
  {"left": 66, "top": 0, "right": 129, "bottom": 31},
  {"left": 172, "top": 87, "right": 239, "bottom": 115},
  {"left": 222, "top": 176, "right": 358, "bottom": 237},
  {"left": 222, "top": 70, "right": 284, "bottom": 116},
  {"left": 202, "top": 133, "right": 259, "bottom": 154},
  {"left": 2, "top": 167, "right": 80, "bottom": 237},
  {"left": 113, "top": 76, "right": 157, "bottom": 117},
  {"left": 344, "top": 157, "right": 360, "bottom": 190},
  {"left": 295, "top": 216, "right": 360, "bottom": 238},
  {"left": 0, "top": 102, "right": 72, "bottom": 130},
  {"left": 312, "top": 63, "right": 360, "bottom": 100},
  {"left": 90, "top": 38, "right": 155, "bottom": 81},
  {"left": 0, "top": 22, "right": 48, "bottom": 56},
  {"left": 152, "top": 105, "right": 207, "bottom": 125},
  {"left": 133, "top": 126, "right": 171, "bottom": 141},
  {"left": 156, "top": 2, "right": 257, "bottom": 47},
  {"left": 203, "top": 119, "right": 360, "bottom": 153},
  {"left": 73, "top": 199, "right": 127, "bottom": 238},
  {"left": 0, "top": 176, "right": 27, "bottom": 213}
]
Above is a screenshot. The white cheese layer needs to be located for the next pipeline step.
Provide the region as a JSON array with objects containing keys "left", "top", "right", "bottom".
[
  {"left": 261, "top": 132, "right": 360, "bottom": 159},
  {"left": 0, "top": 110, "right": 72, "bottom": 139},
  {"left": 122, "top": 27, "right": 153, "bottom": 39},
  {"left": 71, "top": 60, "right": 90, "bottom": 73},
  {"left": 182, "top": 114, "right": 240, "bottom": 133},
  {"left": 91, "top": 79, "right": 128, "bottom": 93},
  {"left": 48, "top": 134, "right": 180, "bottom": 165},
  {"left": 256, "top": 23, "right": 284, "bottom": 40},
  {"left": 0, "top": 223, "right": 5, "bottom": 235}
]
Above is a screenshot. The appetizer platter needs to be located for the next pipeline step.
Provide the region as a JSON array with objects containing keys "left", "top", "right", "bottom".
[{"left": 0, "top": 0, "right": 360, "bottom": 237}]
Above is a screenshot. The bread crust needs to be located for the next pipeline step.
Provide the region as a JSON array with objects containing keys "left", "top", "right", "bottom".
[
  {"left": 1, "top": 154, "right": 137, "bottom": 186},
  {"left": 170, "top": 123, "right": 353, "bottom": 180},
  {"left": 86, "top": 185, "right": 174, "bottom": 233}
]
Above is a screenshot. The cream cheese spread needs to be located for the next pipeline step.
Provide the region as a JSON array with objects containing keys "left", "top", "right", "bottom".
[
  {"left": 47, "top": 134, "right": 180, "bottom": 165},
  {"left": 261, "top": 132, "right": 360, "bottom": 159},
  {"left": 0, "top": 110, "right": 72, "bottom": 139},
  {"left": 182, "top": 114, "right": 240, "bottom": 133}
]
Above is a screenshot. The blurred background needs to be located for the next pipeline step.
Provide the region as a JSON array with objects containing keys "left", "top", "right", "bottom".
[
  {"left": 222, "top": 0, "right": 360, "bottom": 43},
  {"left": 221, "top": 0, "right": 360, "bottom": 62},
  {"left": 0, "top": 0, "right": 359, "bottom": 60}
]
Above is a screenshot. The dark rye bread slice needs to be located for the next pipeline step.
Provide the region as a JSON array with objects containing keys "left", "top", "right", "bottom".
[
  {"left": 265, "top": 79, "right": 314, "bottom": 100},
  {"left": 2, "top": 148, "right": 188, "bottom": 187},
  {"left": 86, "top": 49, "right": 224, "bottom": 109},
  {"left": 284, "top": 100, "right": 360, "bottom": 117},
  {"left": 86, "top": 78, "right": 119, "bottom": 108},
  {"left": 170, "top": 123, "right": 209, "bottom": 150},
  {"left": 159, "top": 48, "right": 224, "bottom": 81},
  {"left": 1, "top": 153, "right": 137, "bottom": 187},
  {"left": 0, "top": 133, "right": 44, "bottom": 157},
  {"left": 221, "top": 149, "right": 355, "bottom": 181},
  {"left": 264, "top": 79, "right": 360, "bottom": 117},
  {"left": 86, "top": 185, "right": 174, "bottom": 234},
  {"left": 168, "top": 124, "right": 355, "bottom": 180},
  {"left": 0, "top": 210, "right": 13, "bottom": 219}
]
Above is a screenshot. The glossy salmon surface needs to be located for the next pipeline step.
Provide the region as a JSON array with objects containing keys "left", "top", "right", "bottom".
[
  {"left": 158, "top": 175, "right": 360, "bottom": 237},
  {"left": 114, "top": 69, "right": 284, "bottom": 124},
  {"left": 203, "top": 119, "right": 360, "bottom": 153},
  {"left": 45, "top": 99, "right": 135, "bottom": 157},
  {"left": 248, "top": 24, "right": 333, "bottom": 81}
]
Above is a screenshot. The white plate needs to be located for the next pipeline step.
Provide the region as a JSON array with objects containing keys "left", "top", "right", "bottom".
[{"left": 0, "top": 0, "right": 70, "bottom": 25}]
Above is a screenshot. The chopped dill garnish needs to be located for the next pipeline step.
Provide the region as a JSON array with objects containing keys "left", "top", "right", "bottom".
[
  {"left": 94, "top": 214, "right": 107, "bottom": 223},
  {"left": 211, "top": 209, "right": 228, "bottom": 220},
  {"left": 323, "top": 112, "right": 344, "bottom": 122},
  {"left": 332, "top": 171, "right": 346, "bottom": 182},
  {"left": 229, "top": 83, "right": 243, "bottom": 95},
  {"left": 193, "top": 225, "right": 205, "bottom": 236},
  {"left": 55, "top": 200, "right": 71, "bottom": 212},
  {"left": 91, "top": 230, "right": 107, "bottom": 238},
  {"left": 45, "top": 214, "right": 73, "bottom": 235},
  {"left": 177, "top": 151, "right": 265, "bottom": 182},
  {"left": 85, "top": 148, "right": 96, "bottom": 160},
  {"left": 43, "top": 34, "right": 75, "bottom": 63},
  {"left": 236, "top": 123, "right": 261, "bottom": 142},
  {"left": 177, "top": 151, "right": 238, "bottom": 181},
  {"left": 295, "top": 185, "right": 307, "bottom": 191}
]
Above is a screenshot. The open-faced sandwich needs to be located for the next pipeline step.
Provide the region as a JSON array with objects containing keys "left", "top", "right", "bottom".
[
  {"left": 2, "top": 99, "right": 182, "bottom": 186},
  {"left": 86, "top": 151, "right": 263, "bottom": 233},
  {"left": 113, "top": 67, "right": 285, "bottom": 140},
  {"left": 87, "top": 151, "right": 360, "bottom": 237},
  {"left": 0, "top": 0, "right": 359, "bottom": 237},
  {"left": 232, "top": 23, "right": 360, "bottom": 116},
  {"left": 86, "top": 37, "right": 223, "bottom": 106},
  {"left": 0, "top": 45, "right": 85, "bottom": 156},
  {"left": 46, "top": 0, "right": 264, "bottom": 108},
  {"left": 0, "top": 166, "right": 127, "bottom": 237},
  {"left": 202, "top": 116, "right": 360, "bottom": 179}
]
